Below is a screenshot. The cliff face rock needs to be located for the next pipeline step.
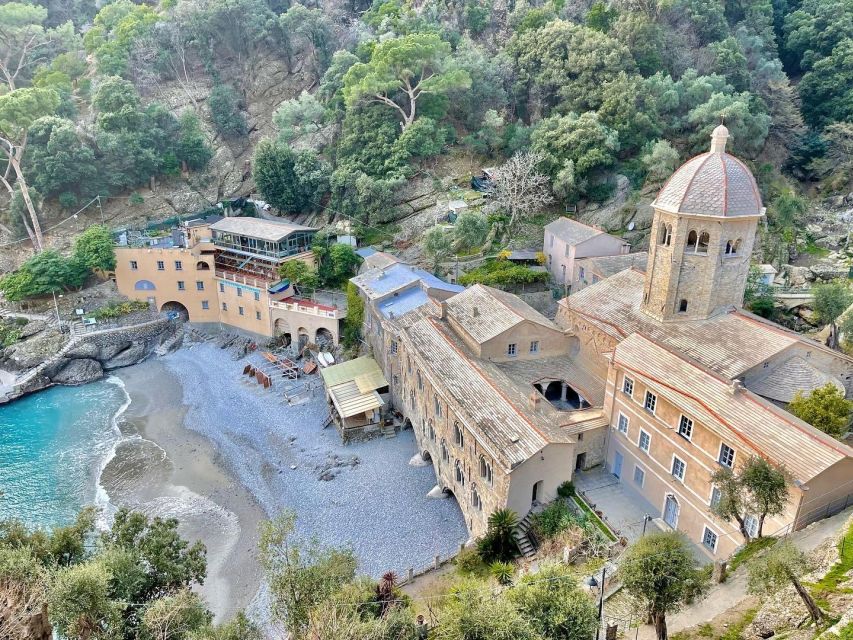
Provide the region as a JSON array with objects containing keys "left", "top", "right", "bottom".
[
  {"left": 0, "top": 329, "right": 69, "bottom": 372},
  {"left": 51, "top": 358, "right": 104, "bottom": 385}
]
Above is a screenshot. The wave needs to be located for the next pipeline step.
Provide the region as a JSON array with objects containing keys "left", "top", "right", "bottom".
[{"left": 94, "top": 376, "right": 133, "bottom": 529}]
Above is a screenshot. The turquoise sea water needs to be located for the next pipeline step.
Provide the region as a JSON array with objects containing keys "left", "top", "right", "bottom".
[{"left": 0, "top": 379, "right": 128, "bottom": 529}]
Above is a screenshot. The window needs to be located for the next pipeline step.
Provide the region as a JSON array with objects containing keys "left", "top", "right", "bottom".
[
  {"left": 479, "top": 457, "right": 493, "bottom": 485},
  {"left": 686, "top": 230, "right": 698, "bottom": 251},
  {"left": 678, "top": 299, "right": 688, "bottom": 313},
  {"left": 633, "top": 465, "right": 645, "bottom": 487},
  {"left": 157, "top": 260, "right": 165, "bottom": 270},
  {"left": 677, "top": 415, "right": 693, "bottom": 440},
  {"left": 391, "top": 340, "right": 398, "bottom": 355},
  {"left": 256, "top": 311, "right": 261, "bottom": 320},
  {"left": 177, "top": 281, "right": 186, "bottom": 291},
  {"left": 237, "top": 288, "right": 242, "bottom": 297},
  {"left": 617, "top": 412, "right": 629, "bottom": 435},
  {"left": 434, "top": 396, "right": 442, "bottom": 417},
  {"left": 222, "top": 302, "right": 228, "bottom": 311},
  {"left": 725, "top": 241, "right": 733, "bottom": 255},
  {"left": 644, "top": 390, "right": 657, "bottom": 413},
  {"left": 733, "top": 238, "right": 742, "bottom": 254},
  {"left": 507, "top": 343, "right": 517, "bottom": 357},
  {"left": 710, "top": 486, "right": 722, "bottom": 508},
  {"left": 549, "top": 235, "right": 554, "bottom": 248},
  {"left": 577, "top": 432, "right": 583, "bottom": 442},
  {"left": 201, "top": 300, "right": 209, "bottom": 310},
  {"left": 175, "top": 260, "right": 183, "bottom": 270},
  {"left": 429, "top": 421, "right": 436, "bottom": 442},
  {"left": 659, "top": 223, "right": 672, "bottom": 246},
  {"left": 622, "top": 377, "right": 634, "bottom": 396},
  {"left": 671, "top": 456, "right": 686, "bottom": 481},
  {"left": 579, "top": 267, "right": 586, "bottom": 280},
  {"left": 417, "top": 372, "right": 423, "bottom": 392},
  {"left": 455, "top": 460, "right": 465, "bottom": 486},
  {"left": 471, "top": 487, "right": 482, "bottom": 511},
  {"left": 196, "top": 281, "right": 204, "bottom": 291},
  {"left": 238, "top": 306, "right": 245, "bottom": 316},
  {"left": 407, "top": 358, "right": 412, "bottom": 375},
  {"left": 702, "top": 526, "right": 719, "bottom": 552},
  {"left": 254, "top": 291, "right": 260, "bottom": 301},
  {"left": 440, "top": 440, "right": 449, "bottom": 462},
  {"left": 530, "top": 340, "right": 539, "bottom": 354},
  {"left": 219, "top": 282, "right": 225, "bottom": 293},
  {"left": 409, "top": 389, "right": 415, "bottom": 408},
  {"left": 697, "top": 231, "right": 710, "bottom": 254},
  {"left": 130, "top": 260, "right": 138, "bottom": 270},
  {"left": 453, "top": 423, "right": 464, "bottom": 448},
  {"left": 744, "top": 514, "right": 759, "bottom": 539},
  {"left": 638, "top": 429, "right": 651, "bottom": 453},
  {"left": 718, "top": 443, "right": 736, "bottom": 468}
]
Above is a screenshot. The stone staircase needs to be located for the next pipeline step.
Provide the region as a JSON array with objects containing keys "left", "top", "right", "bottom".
[
  {"left": 155, "top": 324, "right": 184, "bottom": 356},
  {"left": 513, "top": 510, "right": 539, "bottom": 558}
]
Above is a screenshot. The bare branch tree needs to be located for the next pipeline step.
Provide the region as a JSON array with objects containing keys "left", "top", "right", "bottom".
[{"left": 487, "top": 151, "right": 554, "bottom": 231}]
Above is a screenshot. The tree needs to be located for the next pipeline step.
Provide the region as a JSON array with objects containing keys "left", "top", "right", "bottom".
[
  {"left": 141, "top": 589, "right": 212, "bottom": 640},
  {"left": 641, "top": 140, "right": 679, "bottom": 187},
  {"left": 253, "top": 141, "right": 329, "bottom": 213},
  {"left": 811, "top": 281, "right": 853, "bottom": 350},
  {"left": 423, "top": 226, "right": 452, "bottom": 270},
  {"left": 433, "top": 583, "right": 541, "bottom": 640},
  {"left": 0, "top": 87, "right": 60, "bottom": 250},
  {"left": 274, "top": 91, "right": 325, "bottom": 143},
  {"left": 710, "top": 456, "right": 789, "bottom": 542},
  {"left": 747, "top": 541, "right": 824, "bottom": 624},
  {"left": 788, "top": 383, "right": 852, "bottom": 439},
  {"left": 342, "top": 281, "right": 363, "bottom": 349},
  {"left": 0, "top": 546, "right": 49, "bottom": 640},
  {"left": 73, "top": 225, "right": 115, "bottom": 273},
  {"left": 208, "top": 84, "right": 247, "bottom": 138},
  {"left": 0, "top": 3, "right": 51, "bottom": 91},
  {"left": 487, "top": 151, "right": 554, "bottom": 229},
  {"left": 743, "top": 265, "right": 775, "bottom": 318},
  {"left": 586, "top": 1, "right": 618, "bottom": 32},
  {"left": 48, "top": 561, "right": 122, "bottom": 640},
  {"left": 343, "top": 33, "right": 471, "bottom": 131},
  {"left": 279, "top": 4, "right": 335, "bottom": 80},
  {"left": 259, "top": 510, "right": 357, "bottom": 636},
  {"left": 477, "top": 509, "right": 520, "bottom": 563},
  {"left": 25, "top": 116, "right": 96, "bottom": 200},
  {"left": 188, "top": 612, "right": 263, "bottom": 640},
  {"left": 620, "top": 532, "right": 707, "bottom": 640},
  {"left": 176, "top": 112, "right": 212, "bottom": 172},
  {"left": 810, "top": 122, "right": 853, "bottom": 191},
  {"left": 279, "top": 260, "right": 319, "bottom": 289},
  {"left": 454, "top": 211, "right": 490, "bottom": 251},
  {"left": 508, "top": 563, "right": 598, "bottom": 640},
  {"left": 768, "top": 190, "right": 807, "bottom": 258},
  {"left": 841, "top": 310, "right": 853, "bottom": 351}
]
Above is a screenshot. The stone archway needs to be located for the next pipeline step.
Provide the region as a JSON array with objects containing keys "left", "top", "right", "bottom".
[
  {"left": 297, "top": 327, "right": 309, "bottom": 350},
  {"left": 159, "top": 300, "right": 189, "bottom": 321},
  {"left": 315, "top": 327, "right": 334, "bottom": 348},
  {"left": 273, "top": 318, "right": 292, "bottom": 346}
]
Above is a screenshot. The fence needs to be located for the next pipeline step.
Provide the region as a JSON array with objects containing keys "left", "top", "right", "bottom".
[
  {"left": 396, "top": 542, "right": 468, "bottom": 587},
  {"left": 796, "top": 492, "right": 853, "bottom": 530}
]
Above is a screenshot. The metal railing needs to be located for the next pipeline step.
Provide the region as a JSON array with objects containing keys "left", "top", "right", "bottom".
[{"left": 269, "top": 298, "right": 344, "bottom": 319}]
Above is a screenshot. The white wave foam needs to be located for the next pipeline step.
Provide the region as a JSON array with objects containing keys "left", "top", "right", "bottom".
[{"left": 95, "top": 376, "right": 133, "bottom": 529}]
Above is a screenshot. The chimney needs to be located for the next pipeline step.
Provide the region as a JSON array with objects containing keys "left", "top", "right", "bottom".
[
  {"left": 473, "top": 306, "right": 479, "bottom": 317},
  {"left": 439, "top": 301, "right": 448, "bottom": 319},
  {"left": 529, "top": 391, "right": 541, "bottom": 411},
  {"left": 730, "top": 378, "right": 744, "bottom": 394}
]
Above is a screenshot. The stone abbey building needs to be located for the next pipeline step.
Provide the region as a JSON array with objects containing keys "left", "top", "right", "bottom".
[{"left": 354, "top": 126, "right": 853, "bottom": 555}]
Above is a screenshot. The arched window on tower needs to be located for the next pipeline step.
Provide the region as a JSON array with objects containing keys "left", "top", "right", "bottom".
[
  {"left": 471, "top": 485, "right": 482, "bottom": 511},
  {"left": 733, "top": 238, "right": 742, "bottom": 254},
  {"left": 658, "top": 223, "right": 672, "bottom": 246},
  {"left": 697, "top": 231, "right": 710, "bottom": 254},
  {"left": 686, "top": 230, "right": 698, "bottom": 251},
  {"left": 678, "top": 299, "right": 689, "bottom": 313},
  {"left": 479, "top": 456, "right": 493, "bottom": 485},
  {"left": 455, "top": 459, "right": 465, "bottom": 486},
  {"left": 725, "top": 241, "right": 733, "bottom": 255}
]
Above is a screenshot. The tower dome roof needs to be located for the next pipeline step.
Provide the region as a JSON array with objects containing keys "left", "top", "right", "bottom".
[{"left": 653, "top": 128, "right": 764, "bottom": 218}]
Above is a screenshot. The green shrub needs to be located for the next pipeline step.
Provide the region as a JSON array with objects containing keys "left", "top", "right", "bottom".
[
  {"left": 530, "top": 500, "right": 581, "bottom": 539},
  {"left": 489, "top": 561, "right": 514, "bottom": 585},
  {"left": 458, "top": 259, "right": 549, "bottom": 288},
  {"left": 455, "top": 546, "right": 486, "bottom": 575},
  {"left": 0, "top": 324, "right": 22, "bottom": 347},
  {"left": 58, "top": 192, "right": 78, "bottom": 209},
  {"left": 91, "top": 300, "right": 149, "bottom": 320},
  {"left": 557, "top": 481, "right": 575, "bottom": 498}
]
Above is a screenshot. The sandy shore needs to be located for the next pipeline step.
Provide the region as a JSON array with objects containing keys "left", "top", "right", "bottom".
[{"left": 108, "top": 359, "right": 264, "bottom": 622}]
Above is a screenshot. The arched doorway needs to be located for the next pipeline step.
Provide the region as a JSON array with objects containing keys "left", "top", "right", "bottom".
[
  {"left": 315, "top": 327, "right": 334, "bottom": 347},
  {"left": 403, "top": 418, "right": 413, "bottom": 432},
  {"left": 297, "top": 327, "right": 309, "bottom": 350},
  {"left": 422, "top": 450, "right": 432, "bottom": 462},
  {"left": 663, "top": 495, "right": 679, "bottom": 529},
  {"left": 531, "top": 480, "right": 543, "bottom": 506},
  {"left": 160, "top": 300, "right": 189, "bottom": 321},
  {"left": 273, "top": 318, "right": 292, "bottom": 346}
]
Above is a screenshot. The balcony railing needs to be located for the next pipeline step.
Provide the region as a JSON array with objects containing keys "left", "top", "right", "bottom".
[
  {"left": 269, "top": 297, "right": 346, "bottom": 319},
  {"left": 215, "top": 270, "right": 270, "bottom": 288}
]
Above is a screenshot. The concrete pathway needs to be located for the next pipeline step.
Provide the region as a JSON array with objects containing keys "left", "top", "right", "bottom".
[
  {"left": 631, "top": 506, "right": 852, "bottom": 640},
  {"left": 574, "top": 468, "right": 663, "bottom": 543}
]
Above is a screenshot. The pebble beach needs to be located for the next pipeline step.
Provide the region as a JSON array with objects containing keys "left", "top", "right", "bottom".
[{"left": 109, "top": 342, "right": 468, "bottom": 621}]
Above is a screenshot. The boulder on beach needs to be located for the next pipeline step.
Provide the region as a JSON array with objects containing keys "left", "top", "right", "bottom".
[
  {"left": 409, "top": 453, "right": 430, "bottom": 467},
  {"left": 52, "top": 358, "right": 104, "bottom": 385}
]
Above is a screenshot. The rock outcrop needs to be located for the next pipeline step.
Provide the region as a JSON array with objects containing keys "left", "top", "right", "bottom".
[{"left": 51, "top": 358, "right": 104, "bottom": 385}]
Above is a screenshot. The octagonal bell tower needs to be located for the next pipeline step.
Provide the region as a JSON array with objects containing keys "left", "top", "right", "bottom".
[{"left": 641, "top": 126, "right": 766, "bottom": 322}]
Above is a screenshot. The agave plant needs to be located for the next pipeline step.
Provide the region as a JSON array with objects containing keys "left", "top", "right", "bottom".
[
  {"left": 489, "top": 560, "right": 515, "bottom": 586},
  {"left": 376, "top": 570, "right": 399, "bottom": 616}
]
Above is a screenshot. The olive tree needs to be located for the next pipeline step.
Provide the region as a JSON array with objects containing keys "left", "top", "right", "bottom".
[
  {"left": 747, "top": 541, "right": 823, "bottom": 624},
  {"left": 620, "top": 532, "right": 707, "bottom": 640},
  {"left": 811, "top": 281, "right": 853, "bottom": 350}
]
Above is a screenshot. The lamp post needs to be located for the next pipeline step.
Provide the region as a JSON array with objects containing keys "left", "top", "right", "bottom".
[
  {"left": 587, "top": 566, "right": 607, "bottom": 640},
  {"left": 52, "top": 291, "right": 63, "bottom": 326},
  {"left": 642, "top": 513, "right": 652, "bottom": 536}
]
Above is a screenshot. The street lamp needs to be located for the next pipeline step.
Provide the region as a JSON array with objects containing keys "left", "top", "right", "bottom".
[
  {"left": 642, "top": 513, "right": 652, "bottom": 536},
  {"left": 52, "top": 291, "right": 63, "bottom": 326},
  {"left": 586, "top": 567, "right": 607, "bottom": 640}
]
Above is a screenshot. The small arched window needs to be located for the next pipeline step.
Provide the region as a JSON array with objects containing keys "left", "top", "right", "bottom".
[
  {"left": 686, "top": 230, "right": 698, "bottom": 251},
  {"left": 697, "top": 231, "right": 710, "bottom": 254},
  {"left": 434, "top": 396, "right": 442, "bottom": 417},
  {"left": 429, "top": 420, "right": 436, "bottom": 442},
  {"left": 196, "top": 261, "right": 210, "bottom": 270},
  {"left": 479, "top": 456, "right": 493, "bottom": 485},
  {"left": 409, "top": 389, "right": 415, "bottom": 407},
  {"left": 416, "top": 371, "right": 423, "bottom": 392},
  {"left": 453, "top": 422, "right": 465, "bottom": 448},
  {"left": 471, "top": 486, "right": 482, "bottom": 511},
  {"left": 725, "top": 241, "right": 733, "bottom": 255},
  {"left": 678, "top": 299, "right": 689, "bottom": 313},
  {"left": 733, "top": 238, "right": 742, "bottom": 254},
  {"left": 455, "top": 459, "right": 465, "bottom": 486},
  {"left": 440, "top": 439, "right": 449, "bottom": 463},
  {"left": 659, "top": 223, "right": 672, "bottom": 246}
]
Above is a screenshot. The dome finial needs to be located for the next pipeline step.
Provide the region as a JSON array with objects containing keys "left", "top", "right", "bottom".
[{"left": 710, "top": 118, "right": 729, "bottom": 153}]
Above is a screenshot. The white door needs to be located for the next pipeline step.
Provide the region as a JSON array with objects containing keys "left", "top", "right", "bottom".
[
  {"left": 613, "top": 451, "right": 623, "bottom": 478},
  {"left": 663, "top": 495, "right": 679, "bottom": 528}
]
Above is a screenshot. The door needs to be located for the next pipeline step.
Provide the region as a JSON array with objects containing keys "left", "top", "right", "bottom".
[
  {"left": 664, "top": 495, "right": 679, "bottom": 528},
  {"left": 613, "top": 451, "right": 623, "bottom": 478},
  {"left": 532, "top": 480, "right": 543, "bottom": 505},
  {"left": 575, "top": 452, "right": 587, "bottom": 471}
]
